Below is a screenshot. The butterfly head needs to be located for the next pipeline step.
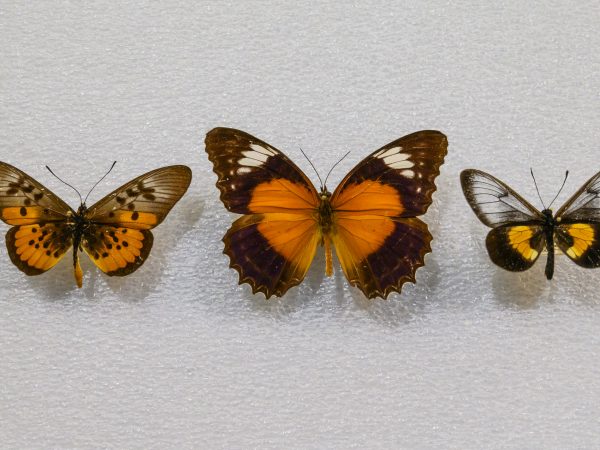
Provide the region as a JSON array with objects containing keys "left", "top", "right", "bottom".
[{"left": 319, "top": 187, "right": 332, "bottom": 201}]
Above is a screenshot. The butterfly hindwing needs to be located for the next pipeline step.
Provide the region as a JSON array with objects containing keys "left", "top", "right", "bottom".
[
  {"left": 330, "top": 131, "right": 447, "bottom": 298},
  {"left": 555, "top": 223, "right": 600, "bottom": 268},
  {"left": 223, "top": 213, "right": 320, "bottom": 298},
  {"left": 332, "top": 217, "right": 432, "bottom": 298},
  {"left": 485, "top": 224, "right": 545, "bottom": 272},
  {"left": 82, "top": 225, "right": 154, "bottom": 276},
  {"left": 6, "top": 222, "right": 72, "bottom": 275},
  {"left": 85, "top": 165, "right": 192, "bottom": 230}
]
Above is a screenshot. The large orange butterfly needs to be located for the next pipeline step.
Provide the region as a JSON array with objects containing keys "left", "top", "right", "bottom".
[
  {"left": 205, "top": 127, "right": 447, "bottom": 299},
  {"left": 0, "top": 162, "right": 192, "bottom": 288}
]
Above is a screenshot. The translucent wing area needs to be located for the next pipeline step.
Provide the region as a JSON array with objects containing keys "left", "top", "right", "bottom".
[
  {"left": 555, "top": 223, "right": 600, "bottom": 268},
  {"left": 86, "top": 165, "right": 192, "bottom": 229},
  {"left": 205, "top": 127, "right": 319, "bottom": 214},
  {"left": 460, "top": 169, "right": 542, "bottom": 228},
  {"left": 6, "top": 223, "right": 72, "bottom": 275},
  {"left": 555, "top": 171, "right": 600, "bottom": 222},
  {"left": 82, "top": 225, "right": 154, "bottom": 276},
  {"left": 332, "top": 130, "right": 447, "bottom": 217},
  {"left": 0, "top": 162, "right": 74, "bottom": 225},
  {"left": 223, "top": 213, "right": 320, "bottom": 298},
  {"left": 332, "top": 216, "right": 432, "bottom": 299},
  {"left": 485, "top": 225, "right": 545, "bottom": 272}
]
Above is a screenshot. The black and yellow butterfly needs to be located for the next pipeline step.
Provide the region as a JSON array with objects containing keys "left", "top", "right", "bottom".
[
  {"left": 206, "top": 127, "right": 447, "bottom": 299},
  {"left": 461, "top": 169, "right": 600, "bottom": 279},
  {"left": 0, "top": 162, "right": 192, "bottom": 287}
]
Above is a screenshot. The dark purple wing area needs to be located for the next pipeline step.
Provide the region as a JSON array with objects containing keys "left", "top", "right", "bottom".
[
  {"left": 332, "top": 130, "right": 447, "bottom": 217},
  {"left": 205, "top": 127, "right": 318, "bottom": 214}
]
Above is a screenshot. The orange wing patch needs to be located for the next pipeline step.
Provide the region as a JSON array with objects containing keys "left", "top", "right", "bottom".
[
  {"left": 334, "top": 213, "right": 396, "bottom": 261},
  {"left": 2, "top": 206, "right": 49, "bottom": 226},
  {"left": 6, "top": 223, "right": 72, "bottom": 275},
  {"left": 249, "top": 179, "right": 318, "bottom": 213},
  {"left": 83, "top": 226, "right": 154, "bottom": 276},
  {"left": 106, "top": 211, "right": 159, "bottom": 230},
  {"left": 331, "top": 181, "right": 403, "bottom": 216}
]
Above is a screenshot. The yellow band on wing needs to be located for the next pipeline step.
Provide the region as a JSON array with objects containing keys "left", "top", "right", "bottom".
[
  {"left": 507, "top": 226, "right": 540, "bottom": 261},
  {"left": 564, "top": 223, "right": 595, "bottom": 259}
]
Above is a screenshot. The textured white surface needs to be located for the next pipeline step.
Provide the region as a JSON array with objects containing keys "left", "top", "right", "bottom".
[{"left": 1, "top": 1, "right": 599, "bottom": 448}]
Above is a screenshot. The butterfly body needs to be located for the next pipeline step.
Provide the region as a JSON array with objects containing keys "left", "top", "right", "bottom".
[
  {"left": 0, "top": 162, "right": 192, "bottom": 288},
  {"left": 206, "top": 127, "right": 447, "bottom": 299},
  {"left": 462, "top": 169, "right": 600, "bottom": 280}
]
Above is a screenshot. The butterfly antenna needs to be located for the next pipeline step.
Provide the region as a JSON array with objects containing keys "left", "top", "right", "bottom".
[
  {"left": 548, "top": 170, "right": 569, "bottom": 210},
  {"left": 530, "top": 168, "right": 547, "bottom": 209},
  {"left": 84, "top": 161, "right": 117, "bottom": 205},
  {"left": 324, "top": 151, "right": 351, "bottom": 189},
  {"left": 299, "top": 147, "right": 324, "bottom": 189},
  {"left": 46, "top": 165, "right": 83, "bottom": 205}
]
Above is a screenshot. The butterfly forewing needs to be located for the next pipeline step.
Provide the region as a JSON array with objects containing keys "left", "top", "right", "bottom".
[
  {"left": 85, "top": 165, "right": 192, "bottom": 230},
  {"left": 555, "top": 171, "right": 600, "bottom": 222},
  {"left": 460, "top": 169, "right": 543, "bottom": 227},
  {"left": 329, "top": 131, "right": 447, "bottom": 298},
  {"left": 332, "top": 130, "right": 447, "bottom": 217},
  {"left": 0, "top": 162, "right": 74, "bottom": 225},
  {"left": 205, "top": 127, "right": 319, "bottom": 214}
]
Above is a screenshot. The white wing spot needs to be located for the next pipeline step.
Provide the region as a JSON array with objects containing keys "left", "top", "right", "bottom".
[
  {"left": 402, "top": 170, "right": 415, "bottom": 179},
  {"left": 237, "top": 167, "right": 252, "bottom": 175},
  {"left": 384, "top": 153, "right": 414, "bottom": 170},
  {"left": 376, "top": 146, "right": 403, "bottom": 159},
  {"left": 250, "top": 143, "right": 276, "bottom": 156},
  {"left": 241, "top": 150, "right": 269, "bottom": 162},
  {"left": 239, "top": 157, "right": 264, "bottom": 167}
]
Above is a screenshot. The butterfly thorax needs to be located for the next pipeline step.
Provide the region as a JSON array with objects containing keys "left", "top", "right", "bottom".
[
  {"left": 317, "top": 189, "right": 334, "bottom": 235},
  {"left": 68, "top": 204, "right": 92, "bottom": 235},
  {"left": 541, "top": 209, "right": 556, "bottom": 229}
]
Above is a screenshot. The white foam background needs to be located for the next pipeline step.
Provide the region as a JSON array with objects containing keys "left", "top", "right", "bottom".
[{"left": 1, "top": 1, "right": 599, "bottom": 448}]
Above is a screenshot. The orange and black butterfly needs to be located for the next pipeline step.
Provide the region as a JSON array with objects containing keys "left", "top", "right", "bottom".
[
  {"left": 205, "top": 127, "right": 447, "bottom": 299},
  {"left": 461, "top": 169, "right": 600, "bottom": 279},
  {"left": 0, "top": 162, "right": 192, "bottom": 288}
]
